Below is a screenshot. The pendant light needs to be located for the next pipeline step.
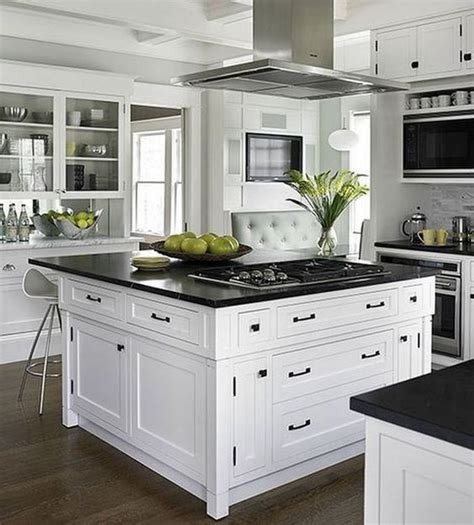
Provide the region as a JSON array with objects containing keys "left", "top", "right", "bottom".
[{"left": 328, "top": 118, "right": 359, "bottom": 151}]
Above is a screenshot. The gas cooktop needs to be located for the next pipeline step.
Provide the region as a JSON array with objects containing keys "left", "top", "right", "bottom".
[{"left": 188, "top": 258, "right": 391, "bottom": 290}]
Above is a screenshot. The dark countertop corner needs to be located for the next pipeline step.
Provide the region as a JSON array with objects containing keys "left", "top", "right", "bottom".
[
  {"left": 350, "top": 359, "right": 474, "bottom": 450},
  {"left": 375, "top": 239, "right": 474, "bottom": 256}
]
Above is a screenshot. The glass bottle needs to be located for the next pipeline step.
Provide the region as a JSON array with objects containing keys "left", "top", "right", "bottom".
[
  {"left": 6, "top": 204, "right": 18, "bottom": 243},
  {"left": 18, "top": 204, "right": 30, "bottom": 242},
  {"left": 0, "top": 204, "right": 5, "bottom": 242}
]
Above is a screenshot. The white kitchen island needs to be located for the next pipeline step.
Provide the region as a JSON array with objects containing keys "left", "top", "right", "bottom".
[{"left": 30, "top": 250, "right": 436, "bottom": 519}]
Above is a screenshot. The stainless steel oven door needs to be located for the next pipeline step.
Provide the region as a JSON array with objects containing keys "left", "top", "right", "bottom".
[{"left": 432, "top": 275, "right": 461, "bottom": 357}]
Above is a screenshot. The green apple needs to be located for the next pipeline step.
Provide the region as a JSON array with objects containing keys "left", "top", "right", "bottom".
[
  {"left": 76, "top": 211, "right": 88, "bottom": 221},
  {"left": 182, "top": 231, "right": 196, "bottom": 239},
  {"left": 223, "top": 235, "right": 239, "bottom": 252},
  {"left": 181, "top": 238, "right": 208, "bottom": 255},
  {"left": 209, "top": 237, "right": 234, "bottom": 255},
  {"left": 77, "top": 219, "right": 89, "bottom": 229},
  {"left": 164, "top": 234, "right": 184, "bottom": 252},
  {"left": 199, "top": 233, "right": 217, "bottom": 246},
  {"left": 86, "top": 218, "right": 94, "bottom": 227}
]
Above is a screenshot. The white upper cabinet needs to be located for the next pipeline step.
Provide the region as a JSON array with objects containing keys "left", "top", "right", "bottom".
[
  {"left": 334, "top": 32, "right": 370, "bottom": 73},
  {"left": 375, "top": 28, "right": 417, "bottom": 80},
  {"left": 466, "top": 14, "right": 474, "bottom": 70},
  {"left": 373, "top": 11, "right": 471, "bottom": 81},
  {"left": 417, "top": 18, "right": 462, "bottom": 76}
]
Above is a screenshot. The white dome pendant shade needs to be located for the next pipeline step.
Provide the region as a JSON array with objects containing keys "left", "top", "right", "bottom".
[{"left": 328, "top": 119, "right": 359, "bottom": 151}]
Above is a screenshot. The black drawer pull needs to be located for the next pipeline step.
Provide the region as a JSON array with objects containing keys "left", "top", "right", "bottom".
[
  {"left": 464, "top": 52, "right": 472, "bottom": 61},
  {"left": 289, "top": 419, "right": 311, "bottom": 431},
  {"left": 250, "top": 323, "right": 260, "bottom": 333},
  {"left": 366, "top": 301, "right": 385, "bottom": 309},
  {"left": 361, "top": 350, "right": 381, "bottom": 360},
  {"left": 400, "top": 335, "right": 408, "bottom": 343},
  {"left": 151, "top": 313, "right": 170, "bottom": 323},
  {"left": 258, "top": 369, "right": 268, "bottom": 378},
  {"left": 289, "top": 367, "right": 311, "bottom": 378},
  {"left": 409, "top": 296, "right": 417, "bottom": 303},
  {"left": 86, "top": 294, "right": 102, "bottom": 303},
  {"left": 293, "top": 313, "right": 316, "bottom": 323},
  {"left": 117, "top": 344, "right": 124, "bottom": 352},
  {"left": 411, "top": 60, "right": 419, "bottom": 69}
]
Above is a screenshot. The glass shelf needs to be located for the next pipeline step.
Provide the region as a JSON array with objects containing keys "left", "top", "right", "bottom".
[
  {"left": 0, "top": 155, "right": 53, "bottom": 160},
  {"left": 0, "top": 120, "right": 53, "bottom": 129},
  {"left": 66, "top": 125, "right": 118, "bottom": 132}
]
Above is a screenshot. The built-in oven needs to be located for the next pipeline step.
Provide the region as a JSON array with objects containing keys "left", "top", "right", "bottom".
[
  {"left": 403, "top": 112, "right": 474, "bottom": 179},
  {"left": 378, "top": 253, "right": 462, "bottom": 358}
]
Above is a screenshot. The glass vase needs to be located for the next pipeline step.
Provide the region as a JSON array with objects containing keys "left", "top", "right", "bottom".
[{"left": 318, "top": 226, "right": 338, "bottom": 255}]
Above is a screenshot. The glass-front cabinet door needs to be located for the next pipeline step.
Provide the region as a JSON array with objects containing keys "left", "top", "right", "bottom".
[
  {"left": 64, "top": 96, "right": 121, "bottom": 196},
  {"left": 0, "top": 89, "right": 56, "bottom": 196}
]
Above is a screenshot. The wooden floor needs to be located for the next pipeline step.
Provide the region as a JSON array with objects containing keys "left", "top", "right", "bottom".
[{"left": 0, "top": 360, "right": 364, "bottom": 524}]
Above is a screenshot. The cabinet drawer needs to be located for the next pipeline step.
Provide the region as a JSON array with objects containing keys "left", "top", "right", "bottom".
[
  {"left": 64, "top": 278, "right": 123, "bottom": 320},
  {"left": 401, "top": 283, "right": 423, "bottom": 315},
  {"left": 238, "top": 308, "right": 271, "bottom": 347},
  {"left": 126, "top": 295, "right": 199, "bottom": 345},
  {"left": 273, "top": 373, "right": 392, "bottom": 464},
  {"left": 273, "top": 330, "right": 393, "bottom": 403},
  {"left": 277, "top": 289, "right": 398, "bottom": 339}
]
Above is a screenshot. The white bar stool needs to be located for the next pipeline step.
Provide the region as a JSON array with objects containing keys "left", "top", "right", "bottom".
[{"left": 18, "top": 268, "right": 62, "bottom": 415}]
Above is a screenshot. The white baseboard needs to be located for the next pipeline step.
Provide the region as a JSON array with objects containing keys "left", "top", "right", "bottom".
[{"left": 0, "top": 330, "right": 61, "bottom": 364}]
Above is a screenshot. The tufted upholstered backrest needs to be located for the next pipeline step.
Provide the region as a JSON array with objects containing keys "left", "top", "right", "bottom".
[{"left": 231, "top": 210, "right": 320, "bottom": 251}]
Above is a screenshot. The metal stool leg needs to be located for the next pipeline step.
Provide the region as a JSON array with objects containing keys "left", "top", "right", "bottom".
[
  {"left": 38, "top": 305, "right": 55, "bottom": 416},
  {"left": 18, "top": 304, "right": 52, "bottom": 402},
  {"left": 56, "top": 304, "right": 62, "bottom": 332}
]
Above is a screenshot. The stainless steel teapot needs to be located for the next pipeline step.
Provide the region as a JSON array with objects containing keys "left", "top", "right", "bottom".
[{"left": 402, "top": 207, "right": 426, "bottom": 244}]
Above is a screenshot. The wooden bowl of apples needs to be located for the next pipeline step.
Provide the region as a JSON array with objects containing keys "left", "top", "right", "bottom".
[{"left": 151, "top": 232, "right": 252, "bottom": 262}]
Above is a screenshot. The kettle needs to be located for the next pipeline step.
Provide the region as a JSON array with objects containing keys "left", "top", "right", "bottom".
[{"left": 402, "top": 207, "right": 426, "bottom": 244}]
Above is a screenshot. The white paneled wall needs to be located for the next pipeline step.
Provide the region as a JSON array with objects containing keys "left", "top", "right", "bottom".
[{"left": 206, "top": 91, "right": 320, "bottom": 234}]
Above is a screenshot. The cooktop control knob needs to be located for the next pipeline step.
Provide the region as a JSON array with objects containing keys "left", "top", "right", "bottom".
[
  {"left": 276, "top": 272, "right": 288, "bottom": 281},
  {"left": 250, "top": 270, "right": 263, "bottom": 281},
  {"left": 238, "top": 271, "right": 251, "bottom": 281},
  {"left": 263, "top": 269, "right": 276, "bottom": 282}
]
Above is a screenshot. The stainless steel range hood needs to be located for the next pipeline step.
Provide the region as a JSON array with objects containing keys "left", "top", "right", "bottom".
[{"left": 172, "top": 0, "right": 409, "bottom": 100}]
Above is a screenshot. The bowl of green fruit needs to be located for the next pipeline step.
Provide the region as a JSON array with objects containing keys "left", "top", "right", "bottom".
[
  {"left": 53, "top": 209, "right": 103, "bottom": 240},
  {"left": 32, "top": 207, "right": 73, "bottom": 237},
  {"left": 151, "top": 232, "right": 252, "bottom": 262}
]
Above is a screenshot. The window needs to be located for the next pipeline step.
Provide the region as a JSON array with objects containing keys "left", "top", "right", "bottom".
[
  {"left": 349, "top": 111, "right": 370, "bottom": 247},
  {"left": 133, "top": 125, "right": 183, "bottom": 236}
]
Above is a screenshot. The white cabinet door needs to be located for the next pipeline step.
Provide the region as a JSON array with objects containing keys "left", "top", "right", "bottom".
[
  {"left": 233, "top": 356, "right": 268, "bottom": 478},
  {"left": 417, "top": 18, "right": 462, "bottom": 76},
  {"left": 375, "top": 27, "right": 417, "bottom": 79},
  {"left": 396, "top": 320, "right": 423, "bottom": 382},
  {"left": 130, "top": 336, "right": 206, "bottom": 478},
  {"left": 465, "top": 14, "right": 474, "bottom": 70},
  {"left": 71, "top": 319, "right": 128, "bottom": 432}
]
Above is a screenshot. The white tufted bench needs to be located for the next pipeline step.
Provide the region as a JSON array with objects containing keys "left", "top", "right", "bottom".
[{"left": 231, "top": 210, "right": 320, "bottom": 251}]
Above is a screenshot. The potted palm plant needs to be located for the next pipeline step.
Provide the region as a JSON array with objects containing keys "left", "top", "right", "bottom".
[{"left": 285, "top": 169, "right": 369, "bottom": 255}]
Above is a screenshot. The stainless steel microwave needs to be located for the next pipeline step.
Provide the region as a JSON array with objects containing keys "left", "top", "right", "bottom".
[{"left": 403, "top": 113, "right": 474, "bottom": 179}]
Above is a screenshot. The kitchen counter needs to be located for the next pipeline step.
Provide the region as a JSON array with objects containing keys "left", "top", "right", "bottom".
[
  {"left": 0, "top": 235, "right": 140, "bottom": 251},
  {"left": 375, "top": 239, "right": 474, "bottom": 256},
  {"left": 351, "top": 360, "right": 474, "bottom": 450},
  {"left": 29, "top": 250, "right": 438, "bottom": 308}
]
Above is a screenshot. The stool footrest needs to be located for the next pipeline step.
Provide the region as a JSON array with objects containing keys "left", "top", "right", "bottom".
[{"left": 26, "top": 360, "right": 62, "bottom": 379}]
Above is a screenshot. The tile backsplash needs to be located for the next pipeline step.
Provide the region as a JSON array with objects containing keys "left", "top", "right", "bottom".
[{"left": 425, "top": 186, "right": 474, "bottom": 231}]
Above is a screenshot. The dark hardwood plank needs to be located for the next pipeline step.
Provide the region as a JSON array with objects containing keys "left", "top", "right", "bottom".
[{"left": 0, "top": 361, "right": 364, "bottom": 524}]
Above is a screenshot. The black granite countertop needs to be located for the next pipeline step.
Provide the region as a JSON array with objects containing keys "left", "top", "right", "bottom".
[
  {"left": 29, "top": 249, "right": 437, "bottom": 308},
  {"left": 351, "top": 360, "right": 474, "bottom": 450},
  {"left": 375, "top": 239, "right": 474, "bottom": 256}
]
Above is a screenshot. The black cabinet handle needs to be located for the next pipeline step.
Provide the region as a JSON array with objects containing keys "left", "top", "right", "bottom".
[
  {"left": 361, "top": 350, "right": 381, "bottom": 360},
  {"left": 258, "top": 369, "right": 268, "bottom": 378},
  {"left": 464, "top": 52, "right": 472, "bottom": 61},
  {"left": 400, "top": 335, "right": 408, "bottom": 343},
  {"left": 411, "top": 60, "right": 419, "bottom": 69},
  {"left": 151, "top": 313, "right": 170, "bottom": 323},
  {"left": 289, "top": 367, "right": 311, "bottom": 378},
  {"left": 289, "top": 419, "right": 311, "bottom": 431},
  {"left": 409, "top": 296, "right": 417, "bottom": 303},
  {"left": 293, "top": 313, "right": 316, "bottom": 323},
  {"left": 250, "top": 323, "right": 260, "bottom": 333},
  {"left": 117, "top": 344, "right": 124, "bottom": 352},
  {"left": 86, "top": 294, "right": 102, "bottom": 303},
  {"left": 366, "top": 301, "right": 385, "bottom": 309}
]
